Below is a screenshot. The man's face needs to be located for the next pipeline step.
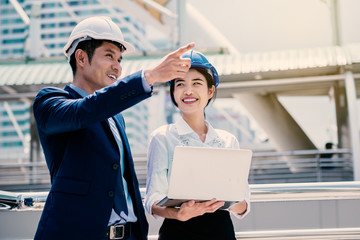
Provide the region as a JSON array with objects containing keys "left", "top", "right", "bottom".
[{"left": 81, "top": 41, "right": 123, "bottom": 93}]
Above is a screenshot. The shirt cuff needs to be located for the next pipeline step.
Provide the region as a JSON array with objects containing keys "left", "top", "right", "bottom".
[
  {"left": 144, "top": 193, "right": 167, "bottom": 220},
  {"left": 227, "top": 199, "right": 251, "bottom": 220},
  {"left": 141, "top": 70, "right": 152, "bottom": 93}
]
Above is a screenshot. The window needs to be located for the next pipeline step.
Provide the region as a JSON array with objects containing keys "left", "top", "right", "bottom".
[
  {"left": 13, "top": 28, "right": 25, "bottom": 34},
  {"left": 59, "top": 32, "right": 67, "bottom": 37},
  {"left": 12, "top": 48, "right": 24, "bottom": 54},
  {"left": 42, "top": 23, "right": 56, "bottom": 28},
  {"left": 58, "top": 12, "right": 69, "bottom": 17},
  {"left": 3, "top": 39, "right": 25, "bottom": 44}
]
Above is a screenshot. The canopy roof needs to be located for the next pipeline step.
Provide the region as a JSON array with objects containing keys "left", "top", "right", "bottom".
[{"left": 1, "top": 43, "right": 360, "bottom": 100}]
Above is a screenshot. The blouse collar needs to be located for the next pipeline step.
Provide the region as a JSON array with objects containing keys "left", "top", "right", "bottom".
[{"left": 174, "top": 117, "right": 218, "bottom": 144}]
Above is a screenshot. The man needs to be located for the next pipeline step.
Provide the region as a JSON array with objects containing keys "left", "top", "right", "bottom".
[{"left": 33, "top": 16, "right": 194, "bottom": 240}]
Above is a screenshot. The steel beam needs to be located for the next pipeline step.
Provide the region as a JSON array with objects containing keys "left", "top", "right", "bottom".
[{"left": 344, "top": 71, "right": 360, "bottom": 180}]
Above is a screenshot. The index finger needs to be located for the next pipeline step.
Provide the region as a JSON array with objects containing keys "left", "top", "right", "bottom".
[{"left": 170, "top": 42, "right": 195, "bottom": 58}]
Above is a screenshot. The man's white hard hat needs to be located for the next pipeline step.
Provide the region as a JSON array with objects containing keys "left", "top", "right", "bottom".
[{"left": 63, "top": 16, "right": 135, "bottom": 60}]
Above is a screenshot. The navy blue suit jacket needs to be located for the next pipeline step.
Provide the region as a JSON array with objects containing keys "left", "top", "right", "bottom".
[{"left": 33, "top": 71, "right": 150, "bottom": 240}]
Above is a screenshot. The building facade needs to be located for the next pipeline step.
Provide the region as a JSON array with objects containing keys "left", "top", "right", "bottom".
[
  {"left": 0, "top": 0, "right": 255, "bottom": 156},
  {"left": 0, "top": 0, "right": 150, "bottom": 59},
  {"left": 0, "top": 0, "right": 152, "bottom": 156}
]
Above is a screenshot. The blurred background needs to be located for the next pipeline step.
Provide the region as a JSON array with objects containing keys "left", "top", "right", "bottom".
[
  {"left": 0, "top": 0, "right": 360, "bottom": 188},
  {"left": 1, "top": 1, "right": 360, "bottom": 239}
]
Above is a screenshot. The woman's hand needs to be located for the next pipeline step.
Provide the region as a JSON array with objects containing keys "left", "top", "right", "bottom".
[
  {"left": 176, "top": 199, "right": 225, "bottom": 222},
  {"left": 228, "top": 200, "right": 247, "bottom": 215}
]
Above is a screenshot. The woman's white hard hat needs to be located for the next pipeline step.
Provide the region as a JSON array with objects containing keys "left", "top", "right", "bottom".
[{"left": 63, "top": 16, "right": 135, "bottom": 60}]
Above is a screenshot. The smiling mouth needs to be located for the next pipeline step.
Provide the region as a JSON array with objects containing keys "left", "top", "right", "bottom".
[
  {"left": 107, "top": 74, "right": 117, "bottom": 80},
  {"left": 183, "top": 98, "right": 198, "bottom": 103}
]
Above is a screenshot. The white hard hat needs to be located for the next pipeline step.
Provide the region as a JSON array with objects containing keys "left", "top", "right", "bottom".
[{"left": 63, "top": 16, "right": 135, "bottom": 60}]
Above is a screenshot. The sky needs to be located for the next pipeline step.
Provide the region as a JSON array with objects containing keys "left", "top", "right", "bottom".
[{"left": 187, "top": 0, "right": 360, "bottom": 51}]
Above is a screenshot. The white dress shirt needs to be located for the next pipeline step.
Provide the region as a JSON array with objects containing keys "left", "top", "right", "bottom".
[
  {"left": 70, "top": 72, "right": 152, "bottom": 226},
  {"left": 145, "top": 117, "right": 251, "bottom": 220}
]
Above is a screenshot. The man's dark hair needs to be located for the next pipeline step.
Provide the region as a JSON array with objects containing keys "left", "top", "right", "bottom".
[
  {"left": 169, "top": 67, "right": 217, "bottom": 107},
  {"left": 69, "top": 39, "right": 104, "bottom": 75}
]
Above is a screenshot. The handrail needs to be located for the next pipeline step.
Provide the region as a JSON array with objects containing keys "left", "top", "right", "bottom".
[
  {"left": 0, "top": 148, "right": 354, "bottom": 190},
  {"left": 234, "top": 228, "right": 360, "bottom": 239},
  {"left": 147, "top": 228, "right": 360, "bottom": 240},
  {"left": 0, "top": 190, "right": 48, "bottom": 210},
  {"left": 252, "top": 148, "right": 351, "bottom": 157},
  {"left": 1, "top": 181, "right": 359, "bottom": 210},
  {"left": 247, "top": 181, "right": 360, "bottom": 202}
]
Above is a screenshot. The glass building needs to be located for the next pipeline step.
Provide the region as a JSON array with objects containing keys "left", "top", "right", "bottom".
[
  {"left": 0, "top": 0, "right": 150, "bottom": 59},
  {"left": 0, "top": 0, "right": 153, "bottom": 153},
  {"left": 0, "top": 0, "right": 255, "bottom": 155}
]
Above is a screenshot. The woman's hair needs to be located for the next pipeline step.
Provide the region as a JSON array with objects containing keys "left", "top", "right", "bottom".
[{"left": 169, "top": 67, "right": 217, "bottom": 107}]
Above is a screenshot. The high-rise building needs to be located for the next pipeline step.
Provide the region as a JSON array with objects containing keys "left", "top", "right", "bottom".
[
  {"left": 0, "top": 0, "right": 152, "bottom": 59},
  {"left": 123, "top": 101, "right": 150, "bottom": 151},
  {"left": 0, "top": 101, "right": 30, "bottom": 162},
  {"left": 0, "top": 0, "right": 257, "bottom": 156},
  {"left": 0, "top": 0, "right": 155, "bottom": 156}
]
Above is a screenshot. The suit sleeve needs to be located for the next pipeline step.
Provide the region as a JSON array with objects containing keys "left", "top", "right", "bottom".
[{"left": 33, "top": 71, "right": 152, "bottom": 135}]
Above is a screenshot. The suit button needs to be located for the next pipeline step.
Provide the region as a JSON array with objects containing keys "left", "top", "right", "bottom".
[
  {"left": 108, "top": 191, "right": 114, "bottom": 197},
  {"left": 113, "top": 163, "right": 119, "bottom": 170}
]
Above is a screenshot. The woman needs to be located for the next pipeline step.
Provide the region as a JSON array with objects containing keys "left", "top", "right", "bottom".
[{"left": 145, "top": 50, "right": 250, "bottom": 240}]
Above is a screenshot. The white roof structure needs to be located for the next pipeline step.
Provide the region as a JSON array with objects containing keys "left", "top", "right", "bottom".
[{"left": 0, "top": 43, "right": 359, "bottom": 99}]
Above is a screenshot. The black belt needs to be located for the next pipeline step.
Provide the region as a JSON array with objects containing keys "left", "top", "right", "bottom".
[{"left": 105, "top": 222, "right": 132, "bottom": 240}]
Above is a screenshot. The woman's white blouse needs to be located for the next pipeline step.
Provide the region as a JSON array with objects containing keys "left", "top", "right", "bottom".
[{"left": 145, "top": 117, "right": 251, "bottom": 219}]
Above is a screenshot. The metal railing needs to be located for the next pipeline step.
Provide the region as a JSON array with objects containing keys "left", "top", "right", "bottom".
[
  {"left": 148, "top": 228, "right": 360, "bottom": 240},
  {"left": 2, "top": 181, "right": 360, "bottom": 210},
  {"left": 233, "top": 228, "right": 360, "bottom": 240},
  {"left": 1, "top": 182, "right": 360, "bottom": 239},
  {"left": 0, "top": 148, "right": 354, "bottom": 191},
  {"left": 250, "top": 148, "right": 353, "bottom": 183}
]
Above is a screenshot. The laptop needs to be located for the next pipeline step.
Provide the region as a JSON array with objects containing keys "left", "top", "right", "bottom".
[{"left": 157, "top": 146, "right": 252, "bottom": 209}]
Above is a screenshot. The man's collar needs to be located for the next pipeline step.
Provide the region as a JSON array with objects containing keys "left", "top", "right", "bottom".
[{"left": 69, "top": 84, "right": 89, "bottom": 97}]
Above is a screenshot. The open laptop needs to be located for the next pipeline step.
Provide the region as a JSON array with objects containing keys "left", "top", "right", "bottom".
[{"left": 157, "top": 146, "right": 252, "bottom": 209}]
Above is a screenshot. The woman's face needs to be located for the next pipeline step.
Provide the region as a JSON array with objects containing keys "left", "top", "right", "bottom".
[{"left": 173, "top": 69, "right": 215, "bottom": 115}]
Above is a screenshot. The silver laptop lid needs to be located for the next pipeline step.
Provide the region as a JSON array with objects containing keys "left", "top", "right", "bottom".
[{"left": 168, "top": 146, "right": 252, "bottom": 202}]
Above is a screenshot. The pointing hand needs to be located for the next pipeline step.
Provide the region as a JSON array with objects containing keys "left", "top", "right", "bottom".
[{"left": 144, "top": 42, "right": 195, "bottom": 85}]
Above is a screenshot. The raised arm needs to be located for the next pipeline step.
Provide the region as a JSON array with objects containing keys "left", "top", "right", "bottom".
[{"left": 144, "top": 42, "right": 195, "bottom": 85}]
